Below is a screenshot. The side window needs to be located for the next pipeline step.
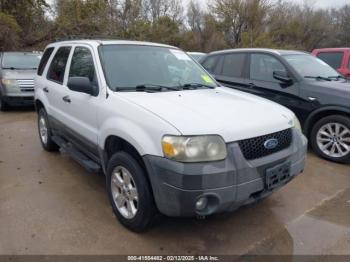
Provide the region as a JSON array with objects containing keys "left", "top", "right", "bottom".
[
  {"left": 69, "top": 47, "right": 98, "bottom": 88},
  {"left": 250, "top": 54, "right": 286, "bottom": 83},
  {"left": 201, "top": 55, "right": 219, "bottom": 74},
  {"left": 37, "top": 47, "right": 54, "bottom": 76},
  {"left": 317, "top": 52, "right": 343, "bottom": 70},
  {"left": 221, "top": 53, "right": 246, "bottom": 78},
  {"left": 47, "top": 46, "right": 72, "bottom": 84}
]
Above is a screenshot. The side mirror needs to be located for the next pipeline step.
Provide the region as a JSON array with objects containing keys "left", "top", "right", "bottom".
[
  {"left": 67, "top": 77, "right": 95, "bottom": 95},
  {"left": 273, "top": 70, "right": 293, "bottom": 84}
]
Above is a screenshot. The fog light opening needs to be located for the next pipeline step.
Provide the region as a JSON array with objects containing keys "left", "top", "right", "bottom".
[{"left": 195, "top": 197, "right": 208, "bottom": 211}]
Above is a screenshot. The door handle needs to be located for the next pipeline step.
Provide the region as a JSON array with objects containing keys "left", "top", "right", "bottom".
[
  {"left": 248, "top": 83, "right": 256, "bottom": 88},
  {"left": 308, "top": 97, "right": 318, "bottom": 101},
  {"left": 43, "top": 87, "right": 49, "bottom": 93},
  {"left": 62, "top": 95, "right": 71, "bottom": 103}
]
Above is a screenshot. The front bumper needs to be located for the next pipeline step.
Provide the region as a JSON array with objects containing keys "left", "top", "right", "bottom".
[
  {"left": 143, "top": 129, "right": 307, "bottom": 217},
  {"left": 2, "top": 93, "right": 34, "bottom": 106}
]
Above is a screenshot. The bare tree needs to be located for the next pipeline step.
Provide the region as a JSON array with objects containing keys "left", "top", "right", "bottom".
[
  {"left": 187, "top": 0, "right": 204, "bottom": 32},
  {"left": 143, "top": 0, "right": 183, "bottom": 23}
]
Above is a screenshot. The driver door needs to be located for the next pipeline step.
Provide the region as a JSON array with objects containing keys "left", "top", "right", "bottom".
[
  {"left": 247, "top": 53, "right": 305, "bottom": 117},
  {"left": 62, "top": 45, "right": 101, "bottom": 157}
]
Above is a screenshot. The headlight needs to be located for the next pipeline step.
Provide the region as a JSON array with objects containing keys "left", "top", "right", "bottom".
[
  {"left": 162, "top": 135, "right": 227, "bottom": 162},
  {"left": 1, "top": 79, "right": 18, "bottom": 89},
  {"left": 292, "top": 115, "right": 302, "bottom": 131}
]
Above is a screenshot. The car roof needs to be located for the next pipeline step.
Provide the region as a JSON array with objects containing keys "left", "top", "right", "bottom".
[
  {"left": 208, "top": 48, "right": 308, "bottom": 56},
  {"left": 47, "top": 39, "right": 178, "bottom": 49},
  {"left": 313, "top": 47, "right": 350, "bottom": 52},
  {"left": 188, "top": 52, "right": 206, "bottom": 55},
  {"left": 1, "top": 51, "right": 41, "bottom": 55}
]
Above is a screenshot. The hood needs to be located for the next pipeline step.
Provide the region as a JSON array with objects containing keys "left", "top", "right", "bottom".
[
  {"left": 2, "top": 69, "right": 37, "bottom": 80},
  {"left": 117, "top": 87, "right": 295, "bottom": 142},
  {"left": 308, "top": 78, "right": 350, "bottom": 92},
  {"left": 303, "top": 79, "right": 350, "bottom": 106}
]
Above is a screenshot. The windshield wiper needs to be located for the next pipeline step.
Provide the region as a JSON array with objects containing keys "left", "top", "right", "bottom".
[
  {"left": 304, "top": 76, "right": 332, "bottom": 81},
  {"left": 181, "top": 83, "right": 216, "bottom": 89},
  {"left": 115, "top": 83, "right": 215, "bottom": 92},
  {"left": 328, "top": 75, "right": 346, "bottom": 81},
  {"left": 115, "top": 84, "right": 180, "bottom": 92},
  {"left": 136, "top": 84, "right": 181, "bottom": 92}
]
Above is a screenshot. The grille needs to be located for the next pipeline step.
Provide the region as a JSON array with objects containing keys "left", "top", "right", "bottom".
[
  {"left": 238, "top": 129, "right": 292, "bottom": 160},
  {"left": 17, "top": 79, "right": 34, "bottom": 92}
]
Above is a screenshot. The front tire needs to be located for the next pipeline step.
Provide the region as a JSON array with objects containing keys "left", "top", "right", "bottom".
[
  {"left": 107, "top": 152, "right": 157, "bottom": 232},
  {"left": 38, "top": 108, "right": 59, "bottom": 152},
  {"left": 310, "top": 115, "right": 350, "bottom": 163}
]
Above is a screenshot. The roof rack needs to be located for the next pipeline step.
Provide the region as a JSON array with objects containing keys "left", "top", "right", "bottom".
[{"left": 55, "top": 35, "right": 121, "bottom": 42}]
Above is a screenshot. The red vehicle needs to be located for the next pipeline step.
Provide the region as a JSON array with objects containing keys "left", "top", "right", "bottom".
[{"left": 312, "top": 48, "right": 350, "bottom": 77}]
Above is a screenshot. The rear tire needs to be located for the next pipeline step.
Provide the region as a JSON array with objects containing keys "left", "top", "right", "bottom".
[
  {"left": 38, "top": 108, "right": 59, "bottom": 152},
  {"left": 106, "top": 152, "right": 157, "bottom": 232},
  {"left": 310, "top": 115, "right": 350, "bottom": 163}
]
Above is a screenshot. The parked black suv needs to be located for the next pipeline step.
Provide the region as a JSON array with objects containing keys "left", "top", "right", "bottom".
[{"left": 201, "top": 48, "right": 350, "bottom": 163}]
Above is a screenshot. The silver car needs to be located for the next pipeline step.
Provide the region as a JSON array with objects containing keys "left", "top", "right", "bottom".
[
  {"left": 0, "top": 52, "right": 41, "bottom": 111},
  {"left": 188, "top": 52, "right": 207, "bottom": 62}
]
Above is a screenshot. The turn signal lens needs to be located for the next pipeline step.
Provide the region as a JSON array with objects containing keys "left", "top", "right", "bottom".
[{"left": 162, "top": 141, "right": 176, "bottom": 158}]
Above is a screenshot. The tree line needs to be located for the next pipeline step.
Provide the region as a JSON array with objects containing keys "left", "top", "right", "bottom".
[{"left": 1, "top": 0, "right": 350, "bottom": 52}]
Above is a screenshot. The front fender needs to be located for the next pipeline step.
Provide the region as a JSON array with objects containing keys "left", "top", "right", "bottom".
[
  {"left": 99, "top": 116, "right": 165, "bottom": 157},
  {"left": 34, "top": 87, "right": 52, "bottom": 114},
  {"left": 304, "top": 105, "right": 350, "bottom": 134}
]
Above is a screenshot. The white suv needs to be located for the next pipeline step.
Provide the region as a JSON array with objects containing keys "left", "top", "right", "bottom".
[{"left": 35, "top": 40, "right": 307, "bottom": 232}]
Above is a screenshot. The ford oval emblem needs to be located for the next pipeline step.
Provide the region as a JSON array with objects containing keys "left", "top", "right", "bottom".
[{"left": 264, "top": 138, "right": 279, "bottom": 150}]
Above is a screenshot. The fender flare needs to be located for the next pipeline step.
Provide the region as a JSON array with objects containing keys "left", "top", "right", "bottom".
[
  {"left": 34, "top": 88, "right": 52, "bottom": 114},
  {"left": 303, "top": 105, "right": 350, "bottom": 135},
  {"left": 99, "top": 117, "right": 164, "bottom": 157}
]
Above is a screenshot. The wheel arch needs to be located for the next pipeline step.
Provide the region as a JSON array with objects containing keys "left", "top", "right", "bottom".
[
  {"left": 103, "top": 135, "right": 148, "bottom": 178},
  {"left": 304, "top": 106, "right": 350, "bottom": 138},
  {"left": 35, "top": 99, "right": 45, "bottom": 112}
]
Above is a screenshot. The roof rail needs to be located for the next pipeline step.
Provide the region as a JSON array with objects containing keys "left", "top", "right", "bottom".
[{"left": 55, "top": 35, "right": 120, "bottom": 42}]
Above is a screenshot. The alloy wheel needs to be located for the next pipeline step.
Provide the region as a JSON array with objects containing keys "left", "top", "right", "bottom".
[
  {"left": 316, "top": 122, "right": 350, "bottom": 158},
  {"left": 111, "top": 166, "right": 139, "bottom": 219},
  {"left": 39, "top": 115, "right": 48, "bottom": 145}
]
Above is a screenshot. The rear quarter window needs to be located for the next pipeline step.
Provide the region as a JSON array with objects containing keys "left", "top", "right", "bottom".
[
  {"left": 316, "top": 52, "right": 344, "bottom": 70},
  {"left": 201, "top": 55, "right": 219, "bottom": 74},
  {"left": 37, "top": 47, "right": 54, "bottom": 76}
]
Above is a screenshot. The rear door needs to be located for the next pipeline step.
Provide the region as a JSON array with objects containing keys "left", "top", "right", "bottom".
[
  {"left": 202, "top": 52, "right": 250, "bottom": 89},
  {"left": 45, "top": 46, "right": 72, "bottom": 125}
]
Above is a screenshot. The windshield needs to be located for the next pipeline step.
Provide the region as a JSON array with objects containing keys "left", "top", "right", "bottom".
[
  {"left": 283, "top": 54, "right": 341, "bottom": 79},
  {"left": 99, "top": 45, "right": 217, "bottom": 91},
  {"left": 2, "top": 53, "right": 41, "bottom": 70}
]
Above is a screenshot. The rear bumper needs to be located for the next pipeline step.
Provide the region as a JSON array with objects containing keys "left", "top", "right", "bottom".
[{"left": 143, "top": 129, "right": 307, "bottom": 217}]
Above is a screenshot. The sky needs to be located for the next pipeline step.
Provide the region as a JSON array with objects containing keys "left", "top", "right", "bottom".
[
  {"left": 191, "top": 0, "right": 350, "bottom": 9},
  {"left": 285, "top": 0, "right": 350, "bottom": 8}
]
